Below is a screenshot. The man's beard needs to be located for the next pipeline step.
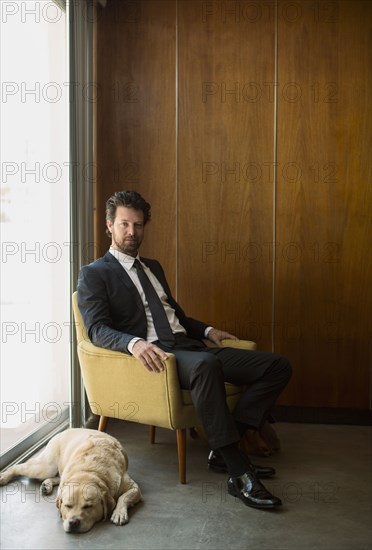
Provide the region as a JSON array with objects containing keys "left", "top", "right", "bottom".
[{"left": 113, "top": 235, "right": 140, "bottom": 257}]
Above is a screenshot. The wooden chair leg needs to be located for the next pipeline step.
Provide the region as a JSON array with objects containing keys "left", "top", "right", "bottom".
[
  {"left": 176, "top": 428, "right": 187, "bottom": 484},
  {"left": 149, "top": 425, "right": 156, "bottom": 444},
  {"left": 98, "top": 416, "right": 108, "bottom": 431}
]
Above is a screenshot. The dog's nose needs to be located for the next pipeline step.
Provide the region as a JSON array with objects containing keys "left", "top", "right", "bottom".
[{"left": 68, "top": 517, "right": 81, "bottom": 529}]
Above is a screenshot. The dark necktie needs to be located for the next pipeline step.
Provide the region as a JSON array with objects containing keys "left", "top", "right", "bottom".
[{"left": 133, "top": 259, "right": 175, "bottom": 347}]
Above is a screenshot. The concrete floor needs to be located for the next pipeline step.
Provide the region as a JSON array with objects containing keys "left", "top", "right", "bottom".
[{"left": 0, "top": 420, "right": 371, "bottom": 550}]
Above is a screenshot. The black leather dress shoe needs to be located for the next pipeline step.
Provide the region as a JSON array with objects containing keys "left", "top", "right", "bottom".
[
  {"left": 208, "top": 450, "right": 276, "bottom": 479},
  {"left": 228, "top": 471, "right": 282, "bottom": 509}
]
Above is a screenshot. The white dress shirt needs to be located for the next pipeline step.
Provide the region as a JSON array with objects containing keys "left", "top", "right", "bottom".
[{"left": 109, "top": 247, "right": 188, "bottom": 352}]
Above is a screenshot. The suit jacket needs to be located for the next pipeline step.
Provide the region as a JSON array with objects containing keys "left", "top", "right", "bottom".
[{"left": 77, "top": 252, "right": 209, "bottom": 353}]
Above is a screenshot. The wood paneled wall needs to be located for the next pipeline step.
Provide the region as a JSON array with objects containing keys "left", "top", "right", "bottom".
[
  {"left": 94, "top": 0, "right": 371, "bottom": 410},
  {"left": 177, "top": 0, "right": 275, "bottom": 349},
  {"left": 275, "top": 0, "right": 372, "bottom": 407},
  {"left": 94, "top": 0, "right": 177, "bottom": 288}
]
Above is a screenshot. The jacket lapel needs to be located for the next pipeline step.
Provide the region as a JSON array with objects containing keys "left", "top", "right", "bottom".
[{"left": 103, "top": 252, "right": 138, "bottom": 292}]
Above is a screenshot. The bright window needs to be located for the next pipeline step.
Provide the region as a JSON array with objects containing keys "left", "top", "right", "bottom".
[{"left": 0, "top": 1, "right": 70, "bottom": 459}]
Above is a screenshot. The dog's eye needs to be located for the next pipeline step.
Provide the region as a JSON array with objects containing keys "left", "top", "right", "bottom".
[
  {"left": 82, "top": 504, "right": 92, "bottom": 510},
  {"left": 64, "top": 504, "right": 73, "bottom": 509}
]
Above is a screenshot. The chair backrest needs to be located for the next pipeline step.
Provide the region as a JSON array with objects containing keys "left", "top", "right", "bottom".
[{"left": 72, "top": 291, "right": 88, "bottom": 344}]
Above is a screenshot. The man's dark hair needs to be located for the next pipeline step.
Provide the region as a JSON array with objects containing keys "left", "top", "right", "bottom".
[{"left": 105, "top": 190, "right": 151, "bottom": 236}]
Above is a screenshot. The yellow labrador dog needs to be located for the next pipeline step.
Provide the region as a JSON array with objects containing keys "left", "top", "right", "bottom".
[{"left": 0, "top": 428, "right": 142, "bottom": 533}]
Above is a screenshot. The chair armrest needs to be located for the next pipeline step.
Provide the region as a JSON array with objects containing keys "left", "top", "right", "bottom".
[{"left": 77, "top": 340, "right": 198, "bottom": 429}]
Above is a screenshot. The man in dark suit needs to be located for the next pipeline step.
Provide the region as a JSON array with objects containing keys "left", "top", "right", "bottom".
[{"left": 78, "top": 190, "right": 292, "bottom": 510}]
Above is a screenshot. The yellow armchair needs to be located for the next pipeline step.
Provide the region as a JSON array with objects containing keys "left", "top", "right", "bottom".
[{"left": 72, "top": 292, "right": 256, "bottom": 483}]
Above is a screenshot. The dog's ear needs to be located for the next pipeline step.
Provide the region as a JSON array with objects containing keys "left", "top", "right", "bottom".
[
  {"left": 55, "top": 487, "right": 62, "bottom": 513},
  {"left": 55, "top": 495, "right": 62, "bottom": 516},
  {"left": 101, "top": 492, "right": 116, "bottom": 521}
]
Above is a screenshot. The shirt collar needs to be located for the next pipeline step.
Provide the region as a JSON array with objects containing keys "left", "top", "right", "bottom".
[{"left": 109, "top": 247, "right": 139, "bottom": 269}]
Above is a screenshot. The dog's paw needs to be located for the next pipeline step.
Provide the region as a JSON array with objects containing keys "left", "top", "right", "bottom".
[
  {"left": 110, "top": 508, "right": 129, "bottom": 526},
  {"left": 40, "top": 480, "right": 53, "bottom": 495},
  {"left": 0, "top": 473, "right": 12, "bottom": 486}
]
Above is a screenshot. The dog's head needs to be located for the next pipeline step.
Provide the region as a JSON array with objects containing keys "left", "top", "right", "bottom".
[{"left": 56, "top": 474, "right": 116, "bottom": 533}]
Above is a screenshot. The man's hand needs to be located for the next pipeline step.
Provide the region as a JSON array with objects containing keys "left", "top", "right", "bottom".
[
  {"left": 207, "top": 328, "right": 239, "bottom": 347},
  {"left": 132, "top": 340, "right": 169, "bottom": 372}
]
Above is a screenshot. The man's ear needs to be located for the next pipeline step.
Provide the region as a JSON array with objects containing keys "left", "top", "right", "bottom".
[{"left": 106, "top": 220, "right": 113, "bottom": 234}]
